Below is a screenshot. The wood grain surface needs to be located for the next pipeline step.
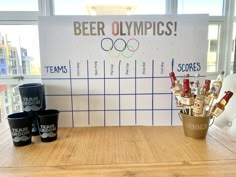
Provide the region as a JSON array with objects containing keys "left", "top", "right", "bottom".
[{"left": 1, "top": 124, "right": 236, "bottom": 177}]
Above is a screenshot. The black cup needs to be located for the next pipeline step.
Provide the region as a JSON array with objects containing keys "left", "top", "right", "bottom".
[
  {"left": 18, "top": 83, "right": 46, "bottom": 136},
  {"left": 37, "top": 109, "right": 59, "bottom": 142},
  {"left": 7, "top": 112, "right": 32, "bottom": 147}
]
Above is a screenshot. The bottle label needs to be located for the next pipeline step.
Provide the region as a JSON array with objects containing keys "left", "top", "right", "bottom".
[
  {"left": 211, "top": 81, "right": 222, "bottom": 98},
  {"left": 193, "top": 99, "right": 204, "bottom": 115},
  {"left": 205, "top": 96, "right": 211, "bottom": 105},
  {"left": 171, "top": 87, "right": 182, "bottom": 96},
  {"left": 181, "top": 97, "right": 194, "bottom": 105},
  {"left": 212, "top": 107, "right": 223, "bottom": 117},
  {"left": 175, "top": 95, "right": 182, "bottom": 107}
]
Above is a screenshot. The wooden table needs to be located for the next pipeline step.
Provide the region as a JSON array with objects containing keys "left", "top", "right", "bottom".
[{"left": 1, "top": 121, "right": 236, "bottom": 177}]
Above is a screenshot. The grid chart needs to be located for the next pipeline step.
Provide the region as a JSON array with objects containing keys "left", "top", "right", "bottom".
[{"left": 42, "top": 59, "right": 193, "bottom": 127}]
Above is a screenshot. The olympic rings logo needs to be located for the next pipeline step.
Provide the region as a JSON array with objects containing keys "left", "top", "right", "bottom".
[{"left": 101, "top": 38, "right": 140, "bottom": 58}]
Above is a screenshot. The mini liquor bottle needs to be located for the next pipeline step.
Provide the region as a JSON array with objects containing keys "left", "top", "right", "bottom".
[
  {"left": 193, "top": 88, "right": 205, "bottom": 117},
  {"left": 211, "top": 91, "right": 233, "bottom": 117},
  {"left": 174, "top": 80, "right": 182, "bottom": 94},
  {"left": 191, "top": 73, "right": 200, "bottom": 97},
  {"left": 169, "top": 72, "right": 177, "bottom": 88},
  {"left": 169, "top": 72, "right": 182, "bottom": 95},
  {"left": 181, "top": 79, "right": 194, "bottom": 106},
  {"left": 204, "top": 79, "right": 211, "bottom": 93},
  {"left": 204, "top": 79, "right": 211, "bottom": 105},
  {"left": 169, "top": 72, "right": 183, "bottom": 107},
  {"left": 210, "top": 71, "right": 224, "bottom": 99},
  {"left": 216, "top": 70, "right": 224, "bottom": 81},
  {"left": 173, "top": 80, "right": 183, "bottom": 106}
]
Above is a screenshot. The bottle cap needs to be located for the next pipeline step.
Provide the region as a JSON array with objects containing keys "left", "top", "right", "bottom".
[
  {"left": 169, "top": 72, "right": 175, "bottom": 77},
  {"left": 183, "top": 79, "right": 189, "bottom": 84},
  {"left": 205, "top": 79, "right": 211, "bottom": 84},
  {"left": 225, "top": 91, "right": 233, "bottom": 99},
  {"left": 183, "top": 79, "right": 190, "bottom": 92},
  {"left": 204, "top": 80, "right": 211, "bottom": 91}
]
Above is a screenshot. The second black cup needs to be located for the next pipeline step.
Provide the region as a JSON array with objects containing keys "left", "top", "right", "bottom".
[
  {"left": 7, "top": 112, "right": 32, "bottom": 146},
  {"left": 18, "top": 83, "right": 46, "bottom": 135},
  {"left": 37, "top": 109, "right": 59, "bottom": 142}
]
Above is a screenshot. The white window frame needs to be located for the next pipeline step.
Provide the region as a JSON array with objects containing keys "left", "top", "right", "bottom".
[
  {"left": 169, "top": 0, "right": 235, "bottom": 79},
  {"left": 221, "top": 0, "right": 235, "bottom": 77},
  {"left": 0, "top": 0, "right": 54, "bottom": 86},
  {"left": 0, "top": 0, "right": 235, "bottom": 85}
]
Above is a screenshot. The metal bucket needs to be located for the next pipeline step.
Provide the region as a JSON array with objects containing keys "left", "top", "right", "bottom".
[{"left": 178, "top": 111, "right": 214, "bottom": 139}]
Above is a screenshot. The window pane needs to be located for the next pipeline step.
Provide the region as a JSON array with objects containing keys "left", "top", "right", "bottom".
[
  {"left": 231, "top": 22, "right": 236, "bottom": 74},
  {"left": 54, "top": 0, "right": 165, "bottom": 15},
  {"left": 235, "top": 2, "right": 236, "bottom": 16},
  {"left": 0, "top": 25, "right": 41, "bottom": 76},
  {"left": 207, "top": 24, "right": 220, "bottom": 72},
  {"left": 178, "top": 0, "right": 223, "bottom": 16},
  {"left": 0, "top": 84, "right": 22, "bottom": 122},
  {"left": 0, "top": 0, "right": 38, "bottom": 11}
]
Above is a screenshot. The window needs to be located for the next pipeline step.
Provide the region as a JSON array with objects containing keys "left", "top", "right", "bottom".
[
  {"left": 232, "top": 22, "right": 236, "bottom": 73},
  {"left": 54, "top": 0, "right": 166, "bottom": 15},
  {"left": 230, "top": 2, "right": 236, "bottom": 74},
  {"left": 207, "top": 24, "right": 221, "bottom": 72},
  {"left": 0, "top": 48, "right": 5, "bottom": 56},
  {"left": 1, "top": 68, "right": 5, "bottom": 75},
  {"left": 0, "top": 0, "right": 235, "bottom": 121},
  {"left": 0, "top": 59, "right": 4, "bottom": 64},
  {"left": 0, "top": 0, "right": 42, "bottom": 122},
  {"left": 178, "top": 0, "right": 224, "bottom": 16},
  {"left": 0, "top": 25, "right": 40, "bottom": 75},
  {"left": 0, "top": 0, "right": 38, "bottom": 11}
]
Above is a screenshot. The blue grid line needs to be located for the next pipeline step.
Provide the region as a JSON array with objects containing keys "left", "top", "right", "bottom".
[
  {"left": 42, "top": 75, "right": 207, "bottom": 80},
  {"left": 60, "top": 108, "right": 179, "bottom": 112},
  {"left": 152, "top": 60, "right": 154, "bottom": 126},
  {"left": 69, "top": 60, "right": 74, "bottom": 128},
  {"left": 103, "top": 60, "right": 106, "bottom": 126},
  {"left": 87, "top": 60, "right": 90, "bottom": 125},
  {"left": 171, "top": 58, "right": 174, "bottom": 126},
  {"left": 135, "top": 60, "right": 137, "bottom": 125},
  {"left": 118, "top": 60, "right": 121, "bottom": 126},
  {"left": 42, "top": 76, "right": 169, "bottom": 80},
  {"left": 43, "top": 59, "right": 207, "bottom": 127},
  {"left": 45, "top": 92, "right": 172, "bottom": 96},
  {"left": 42, "top": 78, "right": 72, "bottom": 80},
  {"left": 171, "top": 93, "right": 173, "bottom": 126}
]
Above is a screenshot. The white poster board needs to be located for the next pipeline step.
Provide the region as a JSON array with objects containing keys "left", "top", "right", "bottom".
[{"left": 38, "top": 15, "right": 208, "bottom": 127}]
